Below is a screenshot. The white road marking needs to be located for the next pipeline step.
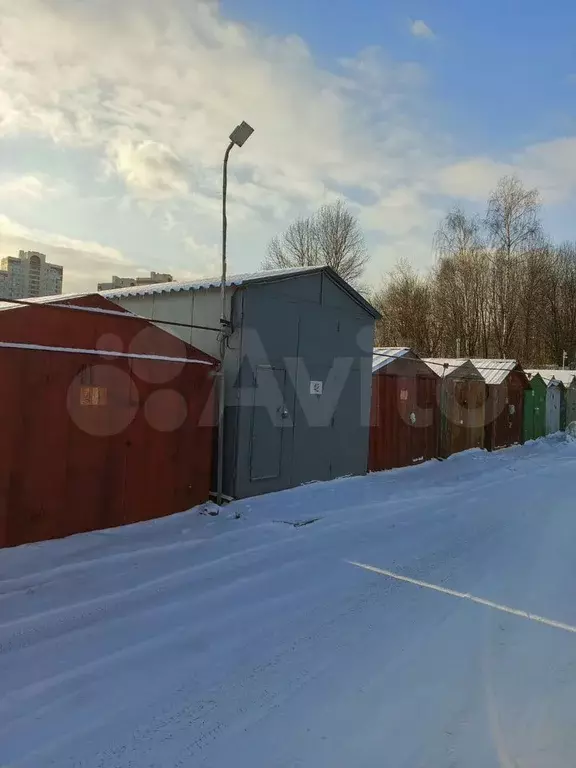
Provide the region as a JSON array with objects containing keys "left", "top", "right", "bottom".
[{"left": 348, "top": 560, "right": 576, "bottom": 635}]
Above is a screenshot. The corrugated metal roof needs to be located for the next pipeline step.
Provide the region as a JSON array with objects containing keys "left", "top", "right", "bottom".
[
  {"left": 0, "top": 291, "right": 90, "bottom": 312},
  {"left": 541, "top": 369, "right": 575, "bottom": 387},
  {"left": 372, "top": 347, "right": 411, "bottom": 373},
  {"left": 422, "top": 358, "right": 481, "bottom": 378},
  {"left": 100, "top": 266, "right": 325, "bottom": 299},
  {"left": 99, "top": 265, "right": 381, "bottom": 319},
  {"left": 468, "top": 359, "right": 520, "bottom": 386},
  {"left": 525, "top": 369, "right": 575, "bottom": 387}
]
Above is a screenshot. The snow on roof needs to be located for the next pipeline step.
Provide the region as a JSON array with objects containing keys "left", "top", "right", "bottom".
[
  {"left": 422, "top": 358, "right": 482, "bottom": 377},
  {"left": 372, "top": 347, "right": 412, "bottom": 373},
  {"left": 0, "top": 291, "right": 90, "bottom": 312},
  {"left": 523, "top": 370, "right": 545, "bottom": 385},
  {"left": 541, "top": 369, "right": 575, "bottom": 387},
  {"left": 525, "top": 369, "right": 575, "bottom": 387},
  {"left": 100, "top": 265, "right": 381, "bottom": 320},
  {"left": 525, "top": 369, "right": 554, "bottom": 385},
  {"left": 100, "top": 266, "right": 324, "bottom": 299},
  {"left": 0, "top": 341, "right": 215, "bottom": 366},
  {"left": 468, "top": 359, "right": 520, "bottom": 386}
]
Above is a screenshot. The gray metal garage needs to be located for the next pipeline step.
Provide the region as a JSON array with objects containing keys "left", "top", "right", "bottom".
[{"left": 102, "top": 266, "right": 379, "bottom": 499}]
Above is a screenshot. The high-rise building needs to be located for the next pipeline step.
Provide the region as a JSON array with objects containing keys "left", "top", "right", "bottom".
[
  {"left": 97, "top": 271, "right": 173, "bottom": 291},
  {"left": 0, "top": 251, "right": 63, "bottom": 299}
]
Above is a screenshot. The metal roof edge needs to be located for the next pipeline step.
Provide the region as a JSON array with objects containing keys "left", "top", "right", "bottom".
[
  {"left": 372, "top": 346, "right": 410, "bottom": 373},
  {"left": 99, "top": 264, "right": 381, "bottom": 319},
  {"left": 454, "top": 360, "right": 484, "bottom": 379},
  {"left": 0, "top": 292, "right": 219, "bottom": 365},
  {"left": 372, "top": 347, "right": 437, "bottom": 375},
  {"left": 468, "top": 358, "right": 528, "bottom": 386},
  {"left": 234, "top": 265, "right": 380, "bottom": 319},
  {"left": 422, "top": 358, "right": 484, "bottom": 379},
  {"left": 99, "top": 266, "right": 324, "bottom": 300},
  {"left": 320, "top": 267, "right": 381, "bottom": 320}
]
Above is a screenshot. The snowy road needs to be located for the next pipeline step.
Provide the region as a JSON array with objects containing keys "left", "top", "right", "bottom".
[{"left": 2, "top": 438, "right": 576, "bottom": 767}]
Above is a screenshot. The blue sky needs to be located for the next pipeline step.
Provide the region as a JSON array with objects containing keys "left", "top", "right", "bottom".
[
  {"left": 1, "top": 0, "right": 576, "bottom": 291},
  {"left": 223, "top": 0, "right": 576, "bottom": 148}
]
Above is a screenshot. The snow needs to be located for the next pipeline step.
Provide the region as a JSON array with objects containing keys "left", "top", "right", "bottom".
[
  {"left": 0, "top": 341, "right": 215, "bottom": 365},
  {"left": 423, "top": 357, "right": 484, "bottom": 379},
  {"left": 99, "top": 266, "right": 324, "bottom": 298},
  {"left": 2, "top": 437, "right": 576, "bottom": 767},
  {"left": 469, "top": 358, "right": 519, "bottom": 386},
  {"left": 372, "top": 346, "right": 411, "bottom": 373},
  {"left": 526, "top": 369, "right": 576, "bottom": 388},
  {"left": 0, "top": 292, "right": 91, "bottom": 312}
]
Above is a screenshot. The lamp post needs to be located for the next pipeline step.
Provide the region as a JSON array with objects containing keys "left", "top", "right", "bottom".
[{"left": 216, "top": 121, "right": 254, "bottom": 506}]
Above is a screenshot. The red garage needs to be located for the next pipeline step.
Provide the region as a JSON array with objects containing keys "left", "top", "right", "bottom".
[
  {"left": 369, "top": 347, "right": 440, "bottom": 471},
  {"left": 470, "top": 359, "right": 529, "bottom": 451},
  {"left": 0, "top": 293, "right": 218, "bottom": 548}
]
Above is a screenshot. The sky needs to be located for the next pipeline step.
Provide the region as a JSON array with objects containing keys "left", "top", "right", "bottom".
[{"left": 1, "top": 0, "right": 576, "bottom": 292}]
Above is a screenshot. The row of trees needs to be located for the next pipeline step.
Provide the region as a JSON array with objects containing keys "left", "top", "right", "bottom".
[
  {"left": 373, "top": 177, "right": 576, "bottom": 366},
  {"left": 265, "top": 177, "right": 576, "bottom": 367}
]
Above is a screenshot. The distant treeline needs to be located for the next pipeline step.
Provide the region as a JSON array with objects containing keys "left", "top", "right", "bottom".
[{"left": 373, "top": 176, "right": 576, "bottom": 368}]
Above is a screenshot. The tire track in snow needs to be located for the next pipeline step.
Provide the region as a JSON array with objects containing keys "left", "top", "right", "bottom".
[
  {"left": 0, "top": 484, "right": 469, "bottom": 657},
  {"left": 3, "top": 567, "right": 396, "bottom": 767},
  {"left": 0, "top": 549, "right": 325, "bottom": 712},
  {"left": 77, "top": 576, "right": 395, "bottom": 768}
]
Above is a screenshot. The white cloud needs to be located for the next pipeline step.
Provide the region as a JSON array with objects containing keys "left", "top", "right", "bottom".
[
  {"left": 106, "top": 139, "right": 189, "bottom": 199},
  {"left": 410, "top": 20, "right": 435, "bottom": 39},
  {"left": 514, "top": 137, "right": 576, "bottom": 203},
  {"left": 0, "top": 214, "right": 137, "bottom": 292},
  {"left": 182, "top": 234, "right": 220, "bottom": 276},
  {"left": 360, "top": 185, "right": 440, "bottom": 237},
  {"left": 0, "top": 1, "right": 434, "bottom": 217},
  {"left": 436, "top": 158, "right": 513, "bottom": 201},
  {"left": 0, "top": 174, "right": 69, "bottom": 201},
  {"left": 2, "top": 0, "right": 576, "bottom": 287},
  {"left": 436, "top": 138, "right": 576, "bottom": 206}
]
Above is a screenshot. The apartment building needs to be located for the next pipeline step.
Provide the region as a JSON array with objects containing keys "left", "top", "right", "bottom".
[
  {"left": 97, "top": 272, "right": 173, "bottom": 291},
  {"left": 0, "top": 251, "right": 63, "bottom": 299}
]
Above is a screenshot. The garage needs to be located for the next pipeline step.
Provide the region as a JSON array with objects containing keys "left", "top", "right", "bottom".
[
  {"left": 103, "top": 266, "right": 380, "bottom": 499},
  {"left": 369, "top": 347, "right": 439, "bottom": 471},
  {"left": 424, "top": 358, "right": 486, "bottom": 458},
  {"left": 0, "top": 293, "right": 217, "bottom": 547},
  {"left": 470, "top": 360, "right": 529, "bottom": 451}
]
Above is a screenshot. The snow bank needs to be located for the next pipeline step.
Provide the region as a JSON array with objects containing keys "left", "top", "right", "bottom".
[{"left": 2, "top": 436, "right": 576, "bottom": 767}]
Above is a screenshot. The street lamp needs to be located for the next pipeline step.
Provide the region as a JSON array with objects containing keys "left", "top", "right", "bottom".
[{"left": 216, "top": 121, "right": 254, "bottom": 506}]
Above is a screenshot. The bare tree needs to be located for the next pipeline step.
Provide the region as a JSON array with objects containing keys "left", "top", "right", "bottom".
[
  {"left": 265, "top": 216, "right": 318, "bottom": 270},
  {"left": 264, "top": 200, "right": 369, "bottom": 285},
  {"left": 373, "top": 260, "right": 440, "bottom": 354},
  {"left": 515, "top": 245, "right": 551, "bottom": 364},
  {"left": 542, "top": 243, "right": 576, "bottom": 366},
  {"left": 433, "top": 208, "right": 488, "bottom": 356},
  {"left": 485, "top": 176, "right": 543, "bottom": 357},
  {"left": 373, "top": 175, "right": 576, "bottom": 367}
]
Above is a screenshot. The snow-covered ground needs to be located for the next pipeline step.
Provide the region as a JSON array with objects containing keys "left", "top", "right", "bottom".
[{"left": 2, "top": 437, "right": 576, "bottom": 767}]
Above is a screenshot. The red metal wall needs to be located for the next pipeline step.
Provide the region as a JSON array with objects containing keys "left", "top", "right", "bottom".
[
  {"left": 369, "top": 359, "right": 439, "bottom": 472},
  {"left": 440, "top": 379, "right": 486, "bottom": 457},
  {"left": 484, "top": 370, "right": 527, "bottom": 451},
  {"left": 0, "top": 295, "right": 217, "bottom": 548}
]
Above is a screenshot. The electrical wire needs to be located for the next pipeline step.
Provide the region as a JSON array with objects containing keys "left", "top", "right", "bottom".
[
  {"left": 0, "top": 341, "right": 215, "bottom": 366},
  {"left": 0, "top": 296, "right": 222, "bottom": 333},
  {"left": 0, "top": 296, "right": 222, "bottom": 366},
  {"left": 0, "top": 295, "right": 564, "bottom": 377},
  {"left": 371, "top": 349, "right": 532, "bottom": 376}
]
